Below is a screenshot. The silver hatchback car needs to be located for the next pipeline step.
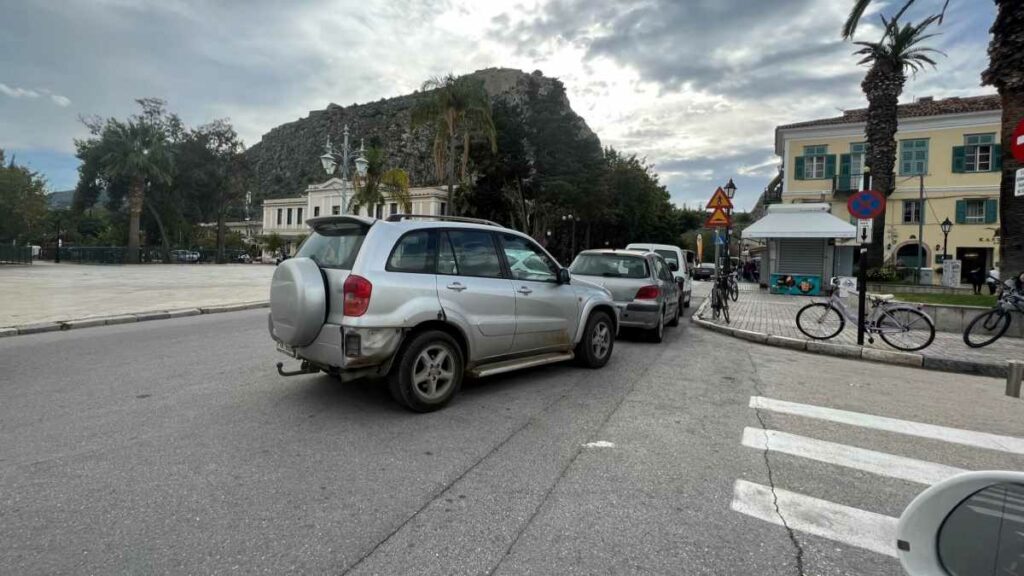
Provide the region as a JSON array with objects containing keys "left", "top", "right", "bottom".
[
  {"left": 269, "top": 215, "right": 619, "bottom": 412},
  {"left": 568, "top": 249, "right": 681, "bottom": 342}
]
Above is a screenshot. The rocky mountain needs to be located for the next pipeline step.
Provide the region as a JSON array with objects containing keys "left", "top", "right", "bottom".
[{"left": 245, "top": 68, "right": 600, "bottom": 200}]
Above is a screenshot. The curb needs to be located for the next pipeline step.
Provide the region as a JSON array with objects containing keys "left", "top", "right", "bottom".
[
  {"left": 689, "top": 297, "right": 1005, "bottom": 378},
  {"left": 1, "top": 301, "right": 268, "bottom": 338}
]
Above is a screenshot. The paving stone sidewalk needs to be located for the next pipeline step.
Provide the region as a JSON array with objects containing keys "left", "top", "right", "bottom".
[
  {"left": 0, "top": 261, "right": 274, "bottom": 327},
  {"left": 692, "top": 281, "right": 1021, "bottom": 369}
]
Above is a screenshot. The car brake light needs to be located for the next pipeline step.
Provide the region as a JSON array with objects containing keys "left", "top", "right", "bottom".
[
  {"left": 343, "top": 275, "right": 372, "bottom": 316},
  {"left": 635, "top": 285, "right": 660, "bottom": 300}
]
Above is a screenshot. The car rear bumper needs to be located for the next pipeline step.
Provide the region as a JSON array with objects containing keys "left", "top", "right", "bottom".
[
  {"left": 615, "top": 301, "right": 661, "bottom": 329},
  {"left": 273, "top": 318, "right": 404, "bottom": 374}
]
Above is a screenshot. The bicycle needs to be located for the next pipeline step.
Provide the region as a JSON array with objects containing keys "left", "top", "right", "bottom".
[
  {"left": 726, "top": 271, "right": 739, "bottom": 302},
  {"left": 963, "top": 274, "right": 1024, "bottom": 348},
  {"left": 710, "top": 272, "right": 731, "bottom": 324},
  {"left": 796, "top": 277, "right": 936, "bottom": 352}
]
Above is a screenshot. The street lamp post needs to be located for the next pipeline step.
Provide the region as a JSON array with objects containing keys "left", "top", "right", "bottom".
[
  {"left": 940, "top": 217, "right": 953, "bottom": 262},
  {"left": 723, "top": 178, "right": 737, "bottom": 274},
  {"left": 562, "top": 214, "right": 579, "bottom": 262},
  {"left": 320, "top": 125, "right": 369, "bottom": 214}
]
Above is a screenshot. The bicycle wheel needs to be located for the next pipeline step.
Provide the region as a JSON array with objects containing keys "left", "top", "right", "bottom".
[
  {"left": 963, "top": 308, "right": 1011, "bottom": 348},
  {"left": 729, "top": 282, "right": 739, "bottom": 302},
  {"left": 711, "top": 288, "right": 721, "bottom": 320},
  {"left": 796, "top": 303, "right": 844, "bottom": 340},
  {"left": 878, "top": 308, "right": 935, "bottom": 351}
]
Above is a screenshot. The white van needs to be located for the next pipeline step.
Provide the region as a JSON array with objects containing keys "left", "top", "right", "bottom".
[{"left": 625, "top": 243, "right": 693, "bottom": 308}]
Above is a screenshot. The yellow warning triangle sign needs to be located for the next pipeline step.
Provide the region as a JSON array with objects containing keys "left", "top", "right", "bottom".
[
  {"left": 704, "top": 207, "right": 731, "bottom": 228},
  {"left": 706, "top": 187, "right": 734, "bottom": 210}
]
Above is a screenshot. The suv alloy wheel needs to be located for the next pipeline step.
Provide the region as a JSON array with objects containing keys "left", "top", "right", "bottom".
[
  {"left": 389, "top": 330, "right": 464, "bottom": 412},
  {"left": 576, "top": 311, "right": 614, "bottom": 368}
]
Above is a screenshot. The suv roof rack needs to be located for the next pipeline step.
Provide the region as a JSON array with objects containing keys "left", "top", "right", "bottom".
[{"left": 385, "top": 214, "right": 503, "bottom": 228}]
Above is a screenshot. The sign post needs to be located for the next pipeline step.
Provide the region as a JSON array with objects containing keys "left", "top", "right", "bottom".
[{"left": 848, "top": 189, "right": 885, "bottom": 346}]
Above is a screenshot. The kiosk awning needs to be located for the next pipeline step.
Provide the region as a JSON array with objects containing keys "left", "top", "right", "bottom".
[{"left": 743, "top": 203, "right": 856, "bottom": 239}]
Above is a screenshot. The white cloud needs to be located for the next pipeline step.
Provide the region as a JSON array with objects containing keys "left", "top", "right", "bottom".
[{"left": 0, "top": 83, "right": 42, "bottom": 99}]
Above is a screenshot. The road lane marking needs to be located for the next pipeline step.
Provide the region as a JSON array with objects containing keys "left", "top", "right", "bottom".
[
  {"left": 731, "top": 479, "right": 898, "bottom": 557},
  {"left": 582, "top": 441, "right": 615, "bottom": 448},
  {"left": 750, "top": 396, "right": 1024, "bottom": 456},
  {"left": 741, "top": 427, "right": 965, "bottom": 486}
]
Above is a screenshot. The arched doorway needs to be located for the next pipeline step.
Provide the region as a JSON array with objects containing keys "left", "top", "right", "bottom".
[{"left": 895, "top": 242, "right": 930, "bottom": 269}]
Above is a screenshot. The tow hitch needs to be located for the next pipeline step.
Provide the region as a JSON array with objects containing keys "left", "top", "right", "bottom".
[{"left": 276, "top": 360, "right": 319, "bottom": 377}]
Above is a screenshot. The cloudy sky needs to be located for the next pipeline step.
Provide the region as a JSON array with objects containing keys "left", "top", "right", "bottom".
[{"left": 0, "top": 0, "right": 996, "bottom": 210}]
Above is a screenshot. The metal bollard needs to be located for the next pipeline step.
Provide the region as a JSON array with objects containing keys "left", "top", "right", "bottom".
[{"left": 1007, "top": 360, "right": 1024, "bottom": 399}]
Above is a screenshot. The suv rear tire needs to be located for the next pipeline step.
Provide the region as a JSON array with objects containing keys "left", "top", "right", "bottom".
[
  {"left": 389, "top": 330, "right": 464, "bottom": 412},
  {"left": 575, "top": 311, "right": 614, "bottom": 368}
]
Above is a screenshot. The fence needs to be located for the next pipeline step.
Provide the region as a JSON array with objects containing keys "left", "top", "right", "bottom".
[
  {"left": 38, "top": 246, "right": 256, "bottom": 264},
  {"left": 0, "top": 245, "right": 32, "bottom": 265}
]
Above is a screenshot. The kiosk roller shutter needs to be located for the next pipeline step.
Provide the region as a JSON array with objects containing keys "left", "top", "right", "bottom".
[{"left": 777, "top": 239, "right": 824, "bottom": 275}]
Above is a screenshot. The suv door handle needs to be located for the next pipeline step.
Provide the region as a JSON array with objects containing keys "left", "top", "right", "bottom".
[
  {"left": 517, "top": 286, "right": 533, "bottom": 295},
  {"left": 446, "top": 282, "right": 467, "bottom": 292}
]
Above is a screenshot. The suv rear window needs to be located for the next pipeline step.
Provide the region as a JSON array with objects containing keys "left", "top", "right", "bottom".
[
  {"left": 297, "top": 221, "right": 368, "bottom": 269},
  {"left": 387, "top": 230, "right": 434, "bottom": 273},
  {"left": 654, "top": 249, "right": 678, "bottom": 268},
  {"left": 570, "top": 254, "right": 649, "bottom": 279}
]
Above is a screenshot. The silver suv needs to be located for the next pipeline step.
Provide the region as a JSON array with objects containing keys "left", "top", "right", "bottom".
[{"left": 269, "top": 215, "right": 619, "bottom": 412}]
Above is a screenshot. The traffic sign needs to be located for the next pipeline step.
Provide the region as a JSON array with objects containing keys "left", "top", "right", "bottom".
[
  {"left": 1012, "top": 118, "right": 1024, "bottom": 163},
  {"left": 857, "top": 219, "right": 873, "bottom": 244},
  {"left": 847, "top": 189, "right": 886, "bottom": 220},
  {"left": 706, "top": 187, "right": 734, "bottom": 210},
  {"left": 704, "top": 208, "right": 731, "bottom": 228},
  {"left": 1016, "top": 168, "right": 1024, "bottom": 197}
]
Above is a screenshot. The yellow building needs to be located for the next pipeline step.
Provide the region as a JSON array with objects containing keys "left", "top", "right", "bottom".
[{"left": 773, "top": 95, "right": 1002, "bottom": 281}]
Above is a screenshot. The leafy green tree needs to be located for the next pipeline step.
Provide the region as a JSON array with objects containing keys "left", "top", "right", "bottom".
[
  {"left": 0, "top": 150, "right": 49, "bottom": 244},
  {"left": 850, "top": 14, "right": 943, "bottom": 265},
  {"left": 350, "top": 146, "right": 411, "bottom": 215},
  {"left": 263, "top": 232, "right": 284, "bottom": 255},
  {"left": 412, "top": 74, "right": 497, "bottom": 214}
]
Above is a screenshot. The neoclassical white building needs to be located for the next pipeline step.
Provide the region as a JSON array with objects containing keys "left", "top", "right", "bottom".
[{"left": 261, "top": 177, "right": 449, "bottom": 257}]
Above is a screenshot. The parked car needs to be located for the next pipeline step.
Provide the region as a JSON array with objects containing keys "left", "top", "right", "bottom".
[
  {"left": 269, "top": 215, "right": 619, "bottom": 412},
  {"left": 693, "top": 263, "right": 716, "bottom": 281},
  {"left": 625, "top": 242, "right": 693, "bottom": 309},
  {"left": 169, "top": 249, "right": 199, "bottom": 263},
  {"left": 569, "top": 249, "right": 680, "bottom": 342},
  {"left": 236, "top": 253, "right": 252, "bottom": 263}
]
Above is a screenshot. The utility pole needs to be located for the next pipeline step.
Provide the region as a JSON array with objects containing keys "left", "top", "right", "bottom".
[{"left": 917, "top": 173, "right": 925, "bottom": 284}]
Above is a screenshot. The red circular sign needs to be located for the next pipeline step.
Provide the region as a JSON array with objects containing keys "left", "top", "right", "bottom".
[
  {"left": 847, "top": 190, "right": 886, "bottom": 220},
  {"left": 1012, "top": 118, "right": 1024, "bottom": 163}
]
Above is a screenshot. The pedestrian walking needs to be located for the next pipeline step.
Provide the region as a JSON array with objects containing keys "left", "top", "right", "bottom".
[{"left": 969, "top": 268, "right": 984, "bottom": 295}]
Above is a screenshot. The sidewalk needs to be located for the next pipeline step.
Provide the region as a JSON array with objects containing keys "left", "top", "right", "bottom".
[
  {"left": 691, "top": 281, "right": 1021, "bottom": 377},
  {"left": 0, "top": 262, "right": 274, "bottom": 328}
]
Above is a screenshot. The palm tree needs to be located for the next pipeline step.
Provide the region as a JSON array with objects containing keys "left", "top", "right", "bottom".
[
  {"left": 349, "top": 146, "right": 412, "bottom": 215},
  {"left": 411, "top": 74, "right": 497, "bottom": 215},
  {"left": 98, "top": 119, "right": 173, "bottom": 263},
  {"left": 982, "top": 1, "right": 1024, "bottom": 276},
  {"left": 851, "top": 15, "right": 944, "bottom": 265}
]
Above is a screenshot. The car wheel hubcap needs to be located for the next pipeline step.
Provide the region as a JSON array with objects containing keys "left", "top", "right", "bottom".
[
  {"left": 591, "top": 322, "right": 610, "bottom": 359},
  {"left": 411, "top": 345, "right": 455, "bottom": 400}
]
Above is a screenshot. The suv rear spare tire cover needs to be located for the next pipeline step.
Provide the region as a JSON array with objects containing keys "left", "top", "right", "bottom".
[{"left": 270, "top": 257, "right": 327, "bottom": 347}]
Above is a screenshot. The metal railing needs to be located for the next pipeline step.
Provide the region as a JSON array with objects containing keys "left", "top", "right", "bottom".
[{"left": 0, "top": 245, "right": 32, "bottom": 264}]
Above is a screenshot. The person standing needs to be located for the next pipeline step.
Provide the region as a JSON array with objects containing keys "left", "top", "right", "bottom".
[{"left": 969, "top": 268, "right": 984, "bottom": 295}]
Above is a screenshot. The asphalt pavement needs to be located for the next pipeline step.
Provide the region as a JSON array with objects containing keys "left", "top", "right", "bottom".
[{"left": 2, "top": 308, "right": 1022, "bottom": 575}]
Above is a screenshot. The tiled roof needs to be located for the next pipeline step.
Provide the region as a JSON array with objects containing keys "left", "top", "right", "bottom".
[{"left": 777, "top": 94, "right": 1001, "bottom": 131}]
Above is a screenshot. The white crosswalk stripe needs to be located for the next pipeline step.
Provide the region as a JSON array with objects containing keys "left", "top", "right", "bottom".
[{"left": 732, "top": 396, "right": 1024, "bottom": 560}]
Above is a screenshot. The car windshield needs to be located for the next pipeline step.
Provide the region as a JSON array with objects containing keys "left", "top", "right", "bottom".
[
  {"left": 296, "top": 221, "right": 369, "bottom": 269},
  {"left": 654, "top": 249, "right": 678, "bottom": 268},
  {"left": 571, "top": 254, "right": 648, "bottom": 279}
]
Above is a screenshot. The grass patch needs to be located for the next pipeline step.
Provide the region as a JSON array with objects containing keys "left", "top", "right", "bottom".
[{"left": 892, "top": 292, "right": 997, "bottom": 307}]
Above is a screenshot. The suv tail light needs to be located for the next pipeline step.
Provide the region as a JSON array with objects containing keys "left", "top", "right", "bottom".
[
  {"left": 635, "top": 285, "right": 660, "bottom": 300},
  {"left": 343, "top": 275, "right": 372, "bottom": 316}
]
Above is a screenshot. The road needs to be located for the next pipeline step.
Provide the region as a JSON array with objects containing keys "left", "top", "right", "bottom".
[{"left": 2, "top": 308, "right": 1023, "bottom": 575}]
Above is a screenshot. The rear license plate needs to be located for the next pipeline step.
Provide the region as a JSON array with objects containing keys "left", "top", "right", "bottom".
[{"left": 276, "top": 342, "right": 296, "bottom": 357}]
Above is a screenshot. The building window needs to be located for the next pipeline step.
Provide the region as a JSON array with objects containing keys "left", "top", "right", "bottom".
[
  {"left": 297, "top": 208, "right": 303, "bottom": 224},
  {"left": 900, "top": 139, "right": 929, "bottom": 175},
  {"left": 286, "top": 208, "right": 293, "bottom": 226},
  {"left": 389, "top": 203, "right": 398, "bottom": 215},
  {"left": 803, "top": 145, "right": 827, "bottom": 179},
  {"left": 276, "top": 209, "right": 282, "bottom": 226},
  {"left": 332, "top": 205, "right": 340, "bottom": 215},
  {"left": 902, "top": 200, "right": 921, "bottom": 224},
  {"left": 375, "top": 204, "right": 383, "bottom": 219},
  {"left": 964, "top": 133, "right": 995, "bottom": 172},
  {"left": 440, "top": 202, "right": 448, "bottom": 216},
  {"left": 313, "top": 206, "right": 320, "bottom": 217},
  {"left": 964, "top": 199, "right": 986, "bottom": 224}
]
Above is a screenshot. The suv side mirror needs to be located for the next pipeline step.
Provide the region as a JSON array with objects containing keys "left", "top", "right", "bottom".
[
  {"left": 897, "top": 471, "right": 1024, "bottom": 575},
  {"left": 558, "top": 268, "right": 571, "bottom": 284},
  {"left": 669, "top": 261, "right": 679, "bottom": 272}
]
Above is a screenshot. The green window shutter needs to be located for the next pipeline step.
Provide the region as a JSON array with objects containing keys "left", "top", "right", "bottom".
[
  {"left": 985, "top": 198, "right": 998, "bottom": 224},
  {"left": 955, "top": 199, "right": 966, "bottom": 224},
  {"left": 951, "top": 146, "right": 966, "bottom": 173},
  {"left": 824, "top": 155, "right": 837, "bottom": 179},
  {"left": 992, "top": 144, "right": 1002, "bottom": 171},
  {"left": 794, "top": 156, "right": 805, "bottom": 180},
  {"left": 840, "top": 154, "right": 851, "bottom": 176}
]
